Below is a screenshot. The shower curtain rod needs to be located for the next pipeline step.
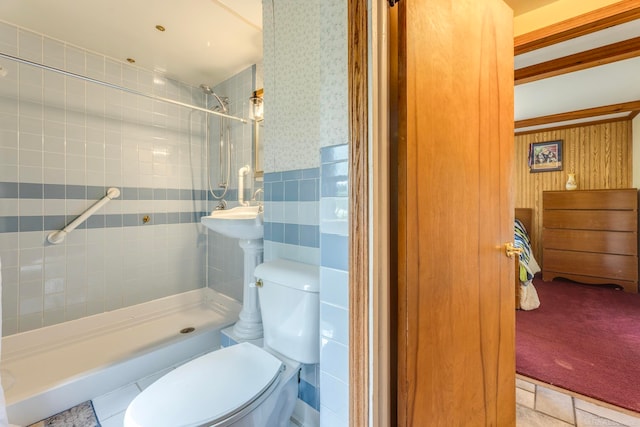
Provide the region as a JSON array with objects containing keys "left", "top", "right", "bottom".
[{"left": 0, "top": 52, "right": 248, "bottom": 124}]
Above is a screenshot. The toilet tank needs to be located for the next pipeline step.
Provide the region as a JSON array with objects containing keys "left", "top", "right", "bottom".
[{"left": 254, "top": 259, "right": 319, "bottom": 364}]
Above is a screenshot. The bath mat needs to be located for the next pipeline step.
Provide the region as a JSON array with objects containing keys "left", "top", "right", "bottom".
[{"left": 27, "top": 401, "right": 101, "bottom": 427}]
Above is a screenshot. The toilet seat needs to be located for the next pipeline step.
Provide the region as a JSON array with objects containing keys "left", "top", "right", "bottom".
[{"left": 124, "top": 342, "right": 283, "bottom": 427}]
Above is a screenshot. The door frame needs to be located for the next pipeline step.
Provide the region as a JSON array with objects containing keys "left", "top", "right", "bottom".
[
  {"left": 348, "top": 0, "right": 370, "bottom": 425},
  {"left": 347, "top": 3, "right": 638, "bottom": 427},
  {"left": 348, "top": 0, "right": 392, "bottom": 425}
]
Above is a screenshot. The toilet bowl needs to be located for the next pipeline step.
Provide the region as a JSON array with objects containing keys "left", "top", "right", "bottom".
[
  {"left": 124, "top": 259, "right": 319, "bottom": 427},
  {"left": 124, "top": 342, "right": 299, "bottom": 427}
]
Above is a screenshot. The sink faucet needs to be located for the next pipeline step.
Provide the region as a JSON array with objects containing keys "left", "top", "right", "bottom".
[
  {"left": 252, "top": 188, "right": 264, "bottom": 202},
  {"left": 215, "top": 199, "right": 227, "bottom": 210},
  {"left": 252, "top": 189, "right": 264, "bottom": 213}
]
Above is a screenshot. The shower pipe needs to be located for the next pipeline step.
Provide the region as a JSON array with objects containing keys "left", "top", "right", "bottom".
[
  {"left": 0, "top": 52, "right": 248, "bottom": 124},
  {"left": 199, "top": 86, "right": 231, "bottom": 200},
  {"left": 47, "top": 187, "right": 121, "bottom": 244}
]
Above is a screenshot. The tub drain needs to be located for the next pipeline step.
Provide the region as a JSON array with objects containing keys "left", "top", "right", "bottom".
[{"left": 180, "top": 327, "right": 195, "bottom": 334}]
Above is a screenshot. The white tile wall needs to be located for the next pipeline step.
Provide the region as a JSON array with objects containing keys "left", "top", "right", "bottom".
[
  {"left": 318, "top": 372, "right": 348, "bottom": 426},
  {"left": 263, "top": 241, "right": 320, "bottom": 265},
  {"left": 0, "top": 20, "right": 217, "bottom": 334}
]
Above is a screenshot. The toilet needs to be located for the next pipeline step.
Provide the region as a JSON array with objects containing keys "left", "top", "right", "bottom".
[{"left": 123, "top": 259, "right": 319, "bottom": 427}]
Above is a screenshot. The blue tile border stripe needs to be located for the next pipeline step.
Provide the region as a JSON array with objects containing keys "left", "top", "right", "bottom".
[
  {"left": 0, "top": 211, "right": 207, "bottom": 233},
  {"left": 264, "top": 222, "right": 319, "bottom": 248},
  {"left": 264, "top": 168, "right": 320, "bottom": 202},
  {"left": 299, "top": 378, "right": 320, "bottom": 411},
  {"left": 0, "top": 182, "right": 18, "bottom": 198},
  {"left": 262, "top": 167, "right": 321, "bottom": 248},
  {"left": 0, "top": 182, "right": 209, "bottom": 201}
]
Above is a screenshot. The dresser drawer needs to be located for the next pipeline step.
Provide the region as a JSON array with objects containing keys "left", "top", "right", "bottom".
[
  {"left": 543, "top": 210, "right": 637, "bottom": 232},
  {"left": 542, "top": 229, "right": 638, "bottom": 255},
  {"left": 543, "top": 249, "right": 638, "bottom": 282},
  {"left": 544, "top": 189, "right": 638, "bottom": 210}
]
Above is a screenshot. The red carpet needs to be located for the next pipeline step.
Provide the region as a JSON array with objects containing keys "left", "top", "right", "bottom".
[{"left": 516, "top": 275, "right": 640, "bottom": 413}]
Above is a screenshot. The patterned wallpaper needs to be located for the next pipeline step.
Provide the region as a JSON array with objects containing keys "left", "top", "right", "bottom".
[
  {"left": 262, "top": 0, "right": 321, "bottom": 172},
  {"left": 319, "top": 0, "right": 349, "bottom": 148},
  {"left": 262, "top": 0, "right": 348, "bottom": 172}
]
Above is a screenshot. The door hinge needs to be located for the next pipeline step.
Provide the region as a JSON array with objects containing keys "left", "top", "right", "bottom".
[{"left": 388, "top": 0, "right": 399, "bottom": 6}]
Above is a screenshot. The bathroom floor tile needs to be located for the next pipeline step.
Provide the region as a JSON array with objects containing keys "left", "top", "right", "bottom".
[
  {"left": 575, "top": 409, "right": 628, "bottom": 427},
  {"left": 516, "top": 387, "right": 535, "bottom": 409},
  {"left": 535, "top": 386, "right": 575, "bottom": 424},
  {"left": 516, "top": 404, "right": 573, "bottom": 427},
  {"left": 516, "top": 377, "right": 536, "bottom": 393},
  {"left": 99, "top": 410, "right": 126, "bottom": 427},
  {"left": 575, "top": 399, "right": 640, "bottom": 427}
]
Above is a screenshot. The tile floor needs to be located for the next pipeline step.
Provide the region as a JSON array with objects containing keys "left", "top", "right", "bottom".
[
  {"left": 516, "top": 376, "right": 640, "bottom": 427},
  {"left": 88, "top": 372, "right": 640, "bottom": 426}
]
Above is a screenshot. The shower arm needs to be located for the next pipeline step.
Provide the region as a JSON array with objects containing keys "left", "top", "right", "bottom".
[{"left": 206, "top": 99, "right": 231, "bottom": 200}]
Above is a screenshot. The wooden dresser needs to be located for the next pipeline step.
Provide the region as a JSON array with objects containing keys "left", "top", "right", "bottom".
[{"left": 542, "top": 189, "right": 639, "bottom": 293}]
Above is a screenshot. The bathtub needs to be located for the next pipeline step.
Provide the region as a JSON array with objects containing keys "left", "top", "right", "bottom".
[{"left": 1, "top": 288, "right": 241, "bottom": 426}]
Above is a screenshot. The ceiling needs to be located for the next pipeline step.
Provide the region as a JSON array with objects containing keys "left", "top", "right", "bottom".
[
  {"left": 0, "top": 1, "right": 637, "bottom": 133},
  {"left": 505, "top": 0, "right": 561, "bottom": 16},
  {"left": 514, "top": 16, "right": 640, "bottom": 133},
  {"left": 0, "top": 0, "right": 262, "bottom": 88}
]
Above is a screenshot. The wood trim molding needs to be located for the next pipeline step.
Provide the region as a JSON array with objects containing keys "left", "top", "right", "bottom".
[
  {"left": 372, "top": 0, "right": 393, "bottom": 426},
  {"left": 514, "top": 1, "right": 640, "bottom": 55},
  {"left": 348, "top": 0, "right": 369, "bottom": 426},
  {"left": 515, "top": 115, "right": 632, "bottom": 135},
  {"left": 515, "top": 36, "right": 640, "bottom": 85},
  {"left": 515, "top": 100, "right": 640, "bottom": 129}
]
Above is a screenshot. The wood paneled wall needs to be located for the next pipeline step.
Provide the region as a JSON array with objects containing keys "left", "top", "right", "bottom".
[{"left": 515, "top": 120, "right": 633, "bottom": 262}]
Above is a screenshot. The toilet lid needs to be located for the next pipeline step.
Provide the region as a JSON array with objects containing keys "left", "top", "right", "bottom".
[{"left": 124, "top": 342, "right": 283, "bottom": 427}]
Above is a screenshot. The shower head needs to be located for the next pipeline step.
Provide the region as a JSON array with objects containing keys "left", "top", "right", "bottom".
[
  {"left": 199, "top": 84, "right": 228, "bottom": 113},
  {"left": 212, "top": 93, "right": 228, "bottom": 113},
  {"left": 199, "top": 84, "right": 214, "bottom": 94}
]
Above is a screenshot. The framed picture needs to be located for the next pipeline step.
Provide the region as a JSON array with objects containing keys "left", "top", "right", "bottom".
[{"left": 528, "top": 140, "right": 563, "bottom": 172}]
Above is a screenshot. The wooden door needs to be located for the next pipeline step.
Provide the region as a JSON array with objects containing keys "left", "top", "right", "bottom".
[{"left": 395, "top": 0, "right": 515, "bottom": 425}]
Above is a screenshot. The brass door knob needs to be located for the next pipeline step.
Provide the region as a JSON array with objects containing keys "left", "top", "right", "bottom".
[{"left": 504, "top": 242, "right": 523, "bottom": 259}]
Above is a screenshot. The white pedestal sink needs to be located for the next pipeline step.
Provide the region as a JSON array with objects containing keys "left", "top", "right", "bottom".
[{"left": 201, "top": 206, "right": 264, "bottom": 340}]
